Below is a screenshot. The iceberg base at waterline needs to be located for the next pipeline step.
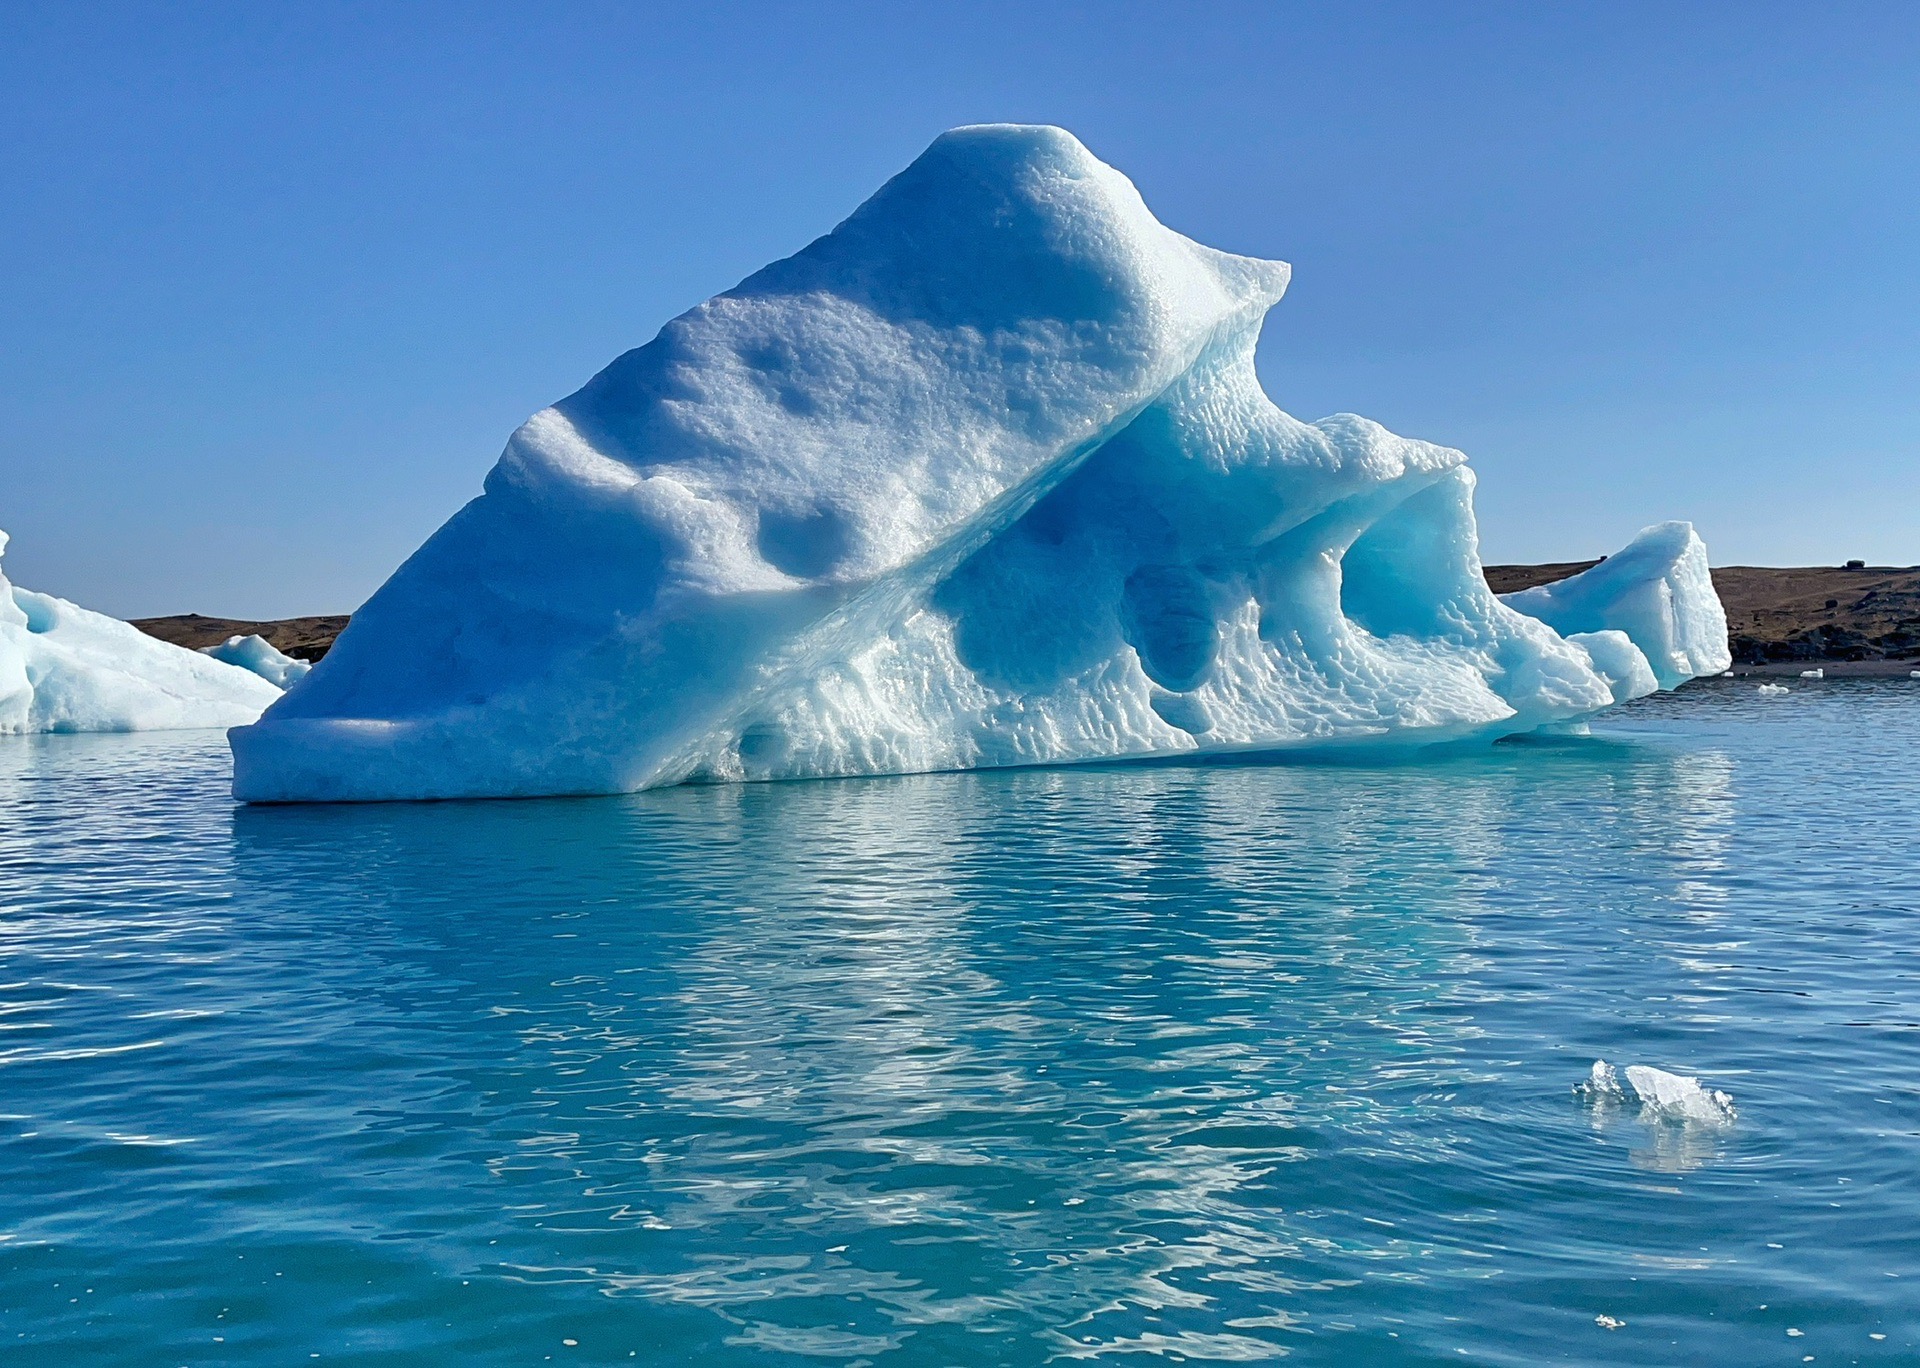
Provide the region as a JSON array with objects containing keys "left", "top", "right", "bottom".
[
  {"left": 230, "top": 124, "right": 1731, "bottom": 804},
  {"left": 1, "top": 531, "right": 283, "bottom": 734}
]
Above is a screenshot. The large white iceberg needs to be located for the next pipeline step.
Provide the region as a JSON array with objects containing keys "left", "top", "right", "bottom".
[
  {"left": 232, "top": 125, "right": 1730, "bottom": 803},
  {"left": 1, "top": 531, "right": 282, "bottom": 734}
]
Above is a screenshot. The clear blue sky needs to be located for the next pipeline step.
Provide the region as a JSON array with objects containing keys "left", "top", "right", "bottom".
[{"left": 3, "top": 1, "right": 1916, "bottom": 618}]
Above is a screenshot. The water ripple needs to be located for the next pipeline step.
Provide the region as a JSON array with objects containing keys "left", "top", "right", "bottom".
[{"left": 0, "top": 685, "right": 1918, "bottom": 1362}]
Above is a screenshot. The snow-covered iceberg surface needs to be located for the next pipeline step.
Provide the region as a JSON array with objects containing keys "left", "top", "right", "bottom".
[
  {"left": 232, "top": 124, "right": 1730, "bottom": 803},
  {"left": 1, "top": 531, "right": 282, "bottom": 734},
  {"left": 201, "top": 634, "right": 312, "bottom": 689}
]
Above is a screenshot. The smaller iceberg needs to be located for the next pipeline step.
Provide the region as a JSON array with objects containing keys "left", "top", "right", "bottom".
[
  {"left": 1500, "top": 523, "right": 1729, "bottom": 690},
  {"left": 0, "top": 529, "right": 281, "bottom": 734},
  {"left": 200, "top": 634, "right": 312, "bottom": 689}
]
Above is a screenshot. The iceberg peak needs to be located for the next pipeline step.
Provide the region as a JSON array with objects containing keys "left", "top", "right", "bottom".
[{"left": 230, "top": 126, "right": 1728, "bottom": 802}]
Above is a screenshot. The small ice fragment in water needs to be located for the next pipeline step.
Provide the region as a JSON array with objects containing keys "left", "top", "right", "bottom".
[
  {"left": 1595, "top": 1315, "right": 1625, "bottom": 1330},
  {"left": 1575, "top": 1060, "right": 1626, "bottom": 1099},
  {"left": 1577, "top": 1059, "right": 1733, "bottom": 1123},
  {"left": 199, "top": 634, "right": 311, "bottom": 689},
  {"left": 1799, "top": 668, "right": 1824, "bottom": 679},
  {"left": 1624, "top": 1064, "right": 1735, "bottom": 1121},
  {"left": 1758, "top": 683, "right": 1790, "bottom": 695}
]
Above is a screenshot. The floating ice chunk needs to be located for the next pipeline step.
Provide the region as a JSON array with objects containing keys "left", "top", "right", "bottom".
[
  {"left": 1578, "top": 1060, "right": 1735, "bottom": 1173},
  {"left": 1624, "top": 1064, "right": 1735, "bottom": 1121},
  {"left": 230, "top": 125, "right": 1732, "bottom": 803},
  {"left": 1500, "top": 523, "right": 1732, "bottom": 690},
  {"left": 0, "top": 530, "right": 280, "bottom": 734},
  {"left": 1577, "top": 1060, "right": 1735, "bottom": 1122},
  {"left": 1757, "top": 683, "right": 1790, "bottom": 696},
  {"left": 200, "top": 634, "right": 312, "bottom": 689},
  {"left": 1799, "top": 668, "right": 1824, "bottom": 679},
  {"left": 1575, "top": 1059, "right": 1626, "bottom": 1100}
]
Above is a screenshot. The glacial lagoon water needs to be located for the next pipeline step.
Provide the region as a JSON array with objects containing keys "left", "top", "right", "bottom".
[{"left": 2, "top": 680, "right": 1917, "bottom": 1365}]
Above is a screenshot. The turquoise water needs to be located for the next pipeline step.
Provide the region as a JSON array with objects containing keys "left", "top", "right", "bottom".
[{"left": 2, "top": 681, "right": 1917, "bottom": 1365}]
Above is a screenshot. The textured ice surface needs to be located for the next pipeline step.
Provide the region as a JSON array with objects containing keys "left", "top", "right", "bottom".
[
  {"left": 232, "top": 124, "right": 1730, "bottom": 803},
  {"left": 201, "top": 634, "right": 312, "bottom": 689},
  {"left": 0, "top": 531, "right": 280, "bottom": 734}
]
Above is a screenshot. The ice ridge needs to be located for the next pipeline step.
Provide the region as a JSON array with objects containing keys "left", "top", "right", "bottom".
[{"left": 230, "top": 124, "right": 1731, "bottom": 803}]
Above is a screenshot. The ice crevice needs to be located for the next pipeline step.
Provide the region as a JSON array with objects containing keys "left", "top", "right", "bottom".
[{"left": 230, "top": 124, "right": 1730, "bottom": 802}]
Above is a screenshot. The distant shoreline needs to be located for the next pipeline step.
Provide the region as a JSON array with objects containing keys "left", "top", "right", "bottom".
[{"left": 135, "top": 562, "right": 1920, "bottom": 671}]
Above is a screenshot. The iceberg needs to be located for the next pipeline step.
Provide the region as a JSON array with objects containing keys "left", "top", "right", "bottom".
[
  {"left": 200, "top": 634, "right": 313, "bottom": 689},
  {"left": 231, "top": 124, "right": 1731, "bottom": 803},
  {"left": 1499, "top": 522, "right": 1729, "bottom": 690},
  {"left": 1, "top": 530, "right": 282, "bottom": 734}
]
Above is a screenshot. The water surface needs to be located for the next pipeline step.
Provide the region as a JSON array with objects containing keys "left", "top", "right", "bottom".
[{"left": 2, "top": 680, "right": 1917, "bottom": 1363}]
